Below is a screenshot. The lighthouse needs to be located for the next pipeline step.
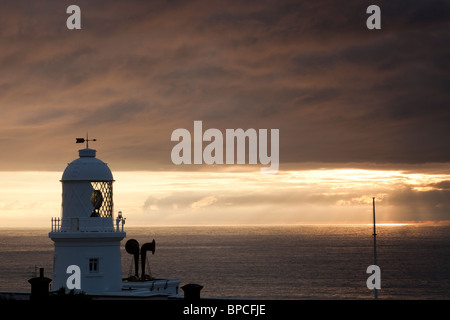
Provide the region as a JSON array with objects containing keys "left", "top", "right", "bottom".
[
  {"left": 47, "top": 138, "right": 180, "bottom": 298},
  {"left": 49, "top": 138, "right": 126, "bottom": 294}
]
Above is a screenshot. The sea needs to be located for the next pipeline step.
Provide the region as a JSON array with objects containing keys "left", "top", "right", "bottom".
[{"left": 0, "top": 224, "right": 449, "bottom": 300}]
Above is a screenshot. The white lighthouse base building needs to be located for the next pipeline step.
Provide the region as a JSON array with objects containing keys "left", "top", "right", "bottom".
[
  {"left": 49, "top": 224, "right": 180, "bottom": 298},
  {"left": 50, "top": 232, "right": 126, "bottom": 294}
]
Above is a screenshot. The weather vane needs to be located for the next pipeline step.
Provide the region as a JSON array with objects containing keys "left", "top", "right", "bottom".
[{"left": 76, "top": 133, "right": 97, "bottom": 148}]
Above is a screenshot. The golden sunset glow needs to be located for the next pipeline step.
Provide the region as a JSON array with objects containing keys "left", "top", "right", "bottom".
[{"left": 1, "top": 168, "right": 448, "bottom": 227}]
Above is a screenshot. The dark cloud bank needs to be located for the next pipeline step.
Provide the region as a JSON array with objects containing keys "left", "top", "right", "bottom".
[{"left": 0, "top": 0, "right": 449, "bottom": 171}]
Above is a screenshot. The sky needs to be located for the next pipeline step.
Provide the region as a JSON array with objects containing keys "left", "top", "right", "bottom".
[{"left": 0, "top": 0, "right": 449, "bottom": 227}]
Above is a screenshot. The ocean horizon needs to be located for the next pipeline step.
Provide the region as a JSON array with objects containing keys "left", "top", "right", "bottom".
[{"left": 0, "top": 224, "right": 449, "bottom": 300}]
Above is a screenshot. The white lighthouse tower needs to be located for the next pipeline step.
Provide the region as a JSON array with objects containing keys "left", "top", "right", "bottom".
[{"left": 49, "top": 138, "right": 126, "bottom": 294}]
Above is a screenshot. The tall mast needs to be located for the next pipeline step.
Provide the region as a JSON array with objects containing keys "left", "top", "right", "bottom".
[{"left": 372, "top": 197, "right": 378, "bottom": 300}]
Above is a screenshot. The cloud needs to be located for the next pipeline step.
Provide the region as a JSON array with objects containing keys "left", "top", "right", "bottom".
[
  {"left": 429, "top": 180, "right": 450, "bottom": 190},
  {"left": 0, "top": 0, "right": 449, "bottom": 171},
  {"left": 385, "top": 186, "right": 450, "bottom": 222},
  {"left": 134, "top": 169, "right": 450, "bottom": 224}
]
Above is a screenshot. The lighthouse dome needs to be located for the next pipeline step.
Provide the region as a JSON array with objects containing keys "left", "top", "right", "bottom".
[{"left": 62, "top": 148, "right": 114, "bottom": 182}]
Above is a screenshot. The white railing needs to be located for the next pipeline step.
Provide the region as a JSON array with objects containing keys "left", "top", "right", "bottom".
[
  {"left": 51, "top": 217, "right": 61, "bottom": 232},
  {"left": 50, "top": 216, "right": 125, "bottom": 233}
]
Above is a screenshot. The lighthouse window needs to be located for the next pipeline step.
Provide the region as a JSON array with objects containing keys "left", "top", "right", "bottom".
[
  {"left": 90, "top": 190, "right": 103, "bottom": 217},
  {"left": 90, "top": 181, "right": 113, "bottom": 218},
  {"left": 89, "top": 258, "right": 99, "bottom": 272}
]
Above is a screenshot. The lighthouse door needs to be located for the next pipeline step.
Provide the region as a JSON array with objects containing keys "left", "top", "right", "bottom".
[{"left": 70, "top": 218, "right": 79, "bottom": 231}]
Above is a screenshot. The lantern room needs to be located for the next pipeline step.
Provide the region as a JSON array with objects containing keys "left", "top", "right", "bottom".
[{"left": 58, "top": 146, "right": 116, "bottom": 232}]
